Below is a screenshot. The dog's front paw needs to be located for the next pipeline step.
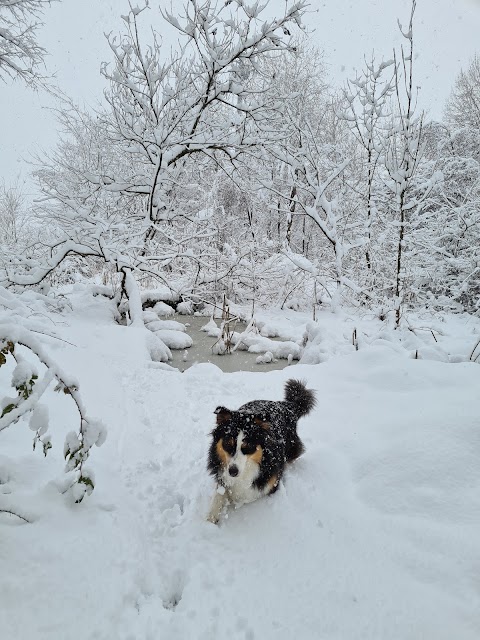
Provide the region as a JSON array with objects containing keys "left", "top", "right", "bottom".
[
  {"left": 206, "top": 512, "right": 220, "bottom": 525},
  {"left": 207, "top": 489, "right": 227, "bottom": 525}
]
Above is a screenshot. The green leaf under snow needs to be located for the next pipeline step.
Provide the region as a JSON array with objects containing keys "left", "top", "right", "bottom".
[{"left": 1, "top": 403, "right": 16, "bottom": 418}]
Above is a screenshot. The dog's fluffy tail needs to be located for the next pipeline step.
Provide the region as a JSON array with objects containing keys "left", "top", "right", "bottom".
[{"left": 284, "top": 379, "right": 316, "bottom": 418}]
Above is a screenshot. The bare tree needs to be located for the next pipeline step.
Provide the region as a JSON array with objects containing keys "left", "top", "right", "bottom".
[
  {"left": 96, "top": 0, "right": 305, "bottom": 253},
  {"left": 6, "top": 1, "right": 306, "bottom": 312},
  {"left": 0, "top": 0, "right": 55, "bottom": 86},
  {"left": 266, "top": 107, "right": 357, "bottom": 307},
  {"left": 445, "top": 53, "right": 480, "bottom": 131},
  {"left": 342, "top": 56, "right": 395, "bottom": 278},
  {"left": 0, "top": 181, "right": 33, "bottom": 247},
  {"left": 414, "top": 129, "right": 480, "bottom": 313},
  {"left": 383, "top": 0, "right": 429, "bottom": 326}
]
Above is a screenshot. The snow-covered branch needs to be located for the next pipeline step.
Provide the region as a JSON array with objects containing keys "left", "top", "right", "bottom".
[
  {"left": 0, "top": 0, "right": 56, "bottom": 85},
  {"left": 0, "top": 292, "right": 106, "bottom": 502}
]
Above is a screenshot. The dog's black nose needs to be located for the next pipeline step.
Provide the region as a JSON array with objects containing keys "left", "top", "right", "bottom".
[{"left": 229, "top": 465, "right": 239, "bottom": 477}]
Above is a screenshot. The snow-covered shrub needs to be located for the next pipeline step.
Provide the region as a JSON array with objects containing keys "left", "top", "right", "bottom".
[{"left": 0, "top": 287, "right": 106, "bottom": 508}]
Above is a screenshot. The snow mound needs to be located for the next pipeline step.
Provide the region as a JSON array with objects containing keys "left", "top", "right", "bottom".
[
  {"left": 256, "top": 351, "right": 274, "bottom": 364},
  {"left": 153, "top": 329, "right": 193, "bottom": 350},
  {"left": 212, "top": 338, "right": 226, "bottom": 355},
  {"left": 140, "top": 288, "right": 179, "bottom": 304},
  {"left": 176, "top": 301, "right": 193, "bottom": 315},
  {"left": 153, "top": 301, "right": 175, "bottom": 318},
  {"left": 200, "top": 317, "right": 221, "bottom": 337},
  {"left": 90, "top": 284, "right": 114, "bottom": 298},
  {"left": 257, "top": 320, "right": 280, "bottom": 337},
  {"left": 238, "top": 334, "right": 302, "bottom": 360},
  {"left": 300, "top": 319, "right": 471, "bottom": 365},
  {"left": 145, "top": 331, "right": 172, "bottom": 362},
  {"left": 143, "top": 310, "right": 159, "bottom": 324},
  {"left": 301, "top": 321, "right": 355, "bottom": 364},
  {"left": 146, "top": 319, "right": 186, "bottom": 332}
]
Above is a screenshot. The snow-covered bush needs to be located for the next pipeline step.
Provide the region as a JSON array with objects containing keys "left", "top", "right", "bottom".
[{"left": 0, "top": 288, "right": 106, "bottom": 507}]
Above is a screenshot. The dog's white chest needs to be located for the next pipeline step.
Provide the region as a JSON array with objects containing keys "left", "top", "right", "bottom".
[
  {"left": 221, "top": 456, "right": 264, "bottom": 506},
  {"left": 226, "top": 475, "right": 263, "bottom": 506}
]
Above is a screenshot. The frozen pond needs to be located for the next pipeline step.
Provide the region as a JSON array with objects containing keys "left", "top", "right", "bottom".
[{"left": 168, "top": 315, "right": 295, "bottom": 373}]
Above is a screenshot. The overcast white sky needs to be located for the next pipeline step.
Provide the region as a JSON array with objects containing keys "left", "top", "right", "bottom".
[{"left": 1, "top": 0, "right": 479, "bottom": 196}]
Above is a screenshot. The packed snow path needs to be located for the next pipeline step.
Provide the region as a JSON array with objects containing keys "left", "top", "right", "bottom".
[{"left": 1, "top": 311, "right": 480, "bottom": 640}]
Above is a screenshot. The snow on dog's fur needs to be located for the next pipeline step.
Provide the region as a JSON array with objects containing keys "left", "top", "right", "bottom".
[{"left": 207, "top": 379, "right": 316, "bottom": 523}]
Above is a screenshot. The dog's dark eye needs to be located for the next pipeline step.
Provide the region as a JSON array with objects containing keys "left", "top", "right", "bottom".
[
  {"left": 222, "top": 437, "right": 236, "bottom": 453},
  {"left": 241, "top": 441, "right": 257, "bottom": 455}
]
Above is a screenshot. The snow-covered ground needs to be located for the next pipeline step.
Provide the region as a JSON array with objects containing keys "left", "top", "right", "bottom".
[{"left": 1, "top": 290, "right": 480, "bottom": 640}]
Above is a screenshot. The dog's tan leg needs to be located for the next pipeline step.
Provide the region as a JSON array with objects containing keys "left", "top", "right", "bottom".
[{"left": 207, "top": 488, "right": 227, "bottom": 524}]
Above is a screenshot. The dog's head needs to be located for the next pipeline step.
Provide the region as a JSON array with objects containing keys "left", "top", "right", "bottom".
[{"left": 209, "top": 406, "right": 271, "bottom": 482}]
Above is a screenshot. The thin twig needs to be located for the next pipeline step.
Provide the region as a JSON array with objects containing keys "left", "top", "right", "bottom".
[
  {"left": 469, "top": 337, "right": 480, "bottom": 362},
  {"left": 0, "top": 509, "right": 31, "bottom": 523},
  {"left": 29, "top": 329, "right": 78, "bottom": 347}
]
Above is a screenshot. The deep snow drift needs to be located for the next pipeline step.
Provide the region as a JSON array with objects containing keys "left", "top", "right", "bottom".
[{"left": 1, "top": 291, "right": 480, "bottom": 640}]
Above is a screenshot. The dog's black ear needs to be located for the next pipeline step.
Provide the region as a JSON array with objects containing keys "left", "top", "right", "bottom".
[
  {"left": 254, "top": 412, "right": 271, "bottom": 430},
  {"left": 214, "top": 406, "right": 232, "bottom": 426}
]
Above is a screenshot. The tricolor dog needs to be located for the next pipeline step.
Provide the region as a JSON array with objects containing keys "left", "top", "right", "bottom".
[{"left": 207, "top": 379, "right": 316, "bottom": 523}]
